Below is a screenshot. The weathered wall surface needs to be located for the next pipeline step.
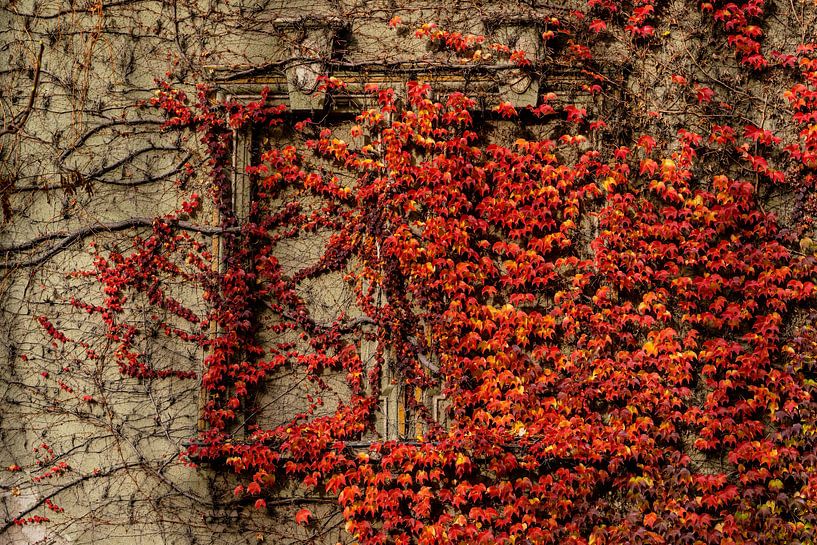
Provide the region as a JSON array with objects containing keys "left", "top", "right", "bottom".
[
  {"left": 1, "top": 0, "right": 816, "bottom": 543},
  {"left": 0, "top": 3, "right": 556, "bottom": 543}
]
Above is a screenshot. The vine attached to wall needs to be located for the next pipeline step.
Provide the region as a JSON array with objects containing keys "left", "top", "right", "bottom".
[{"left": 16, "top": 6, "right": 817, "bottom": 545}]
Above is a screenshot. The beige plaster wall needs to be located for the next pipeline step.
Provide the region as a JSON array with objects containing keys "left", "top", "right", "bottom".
[{"left": 1, "top": 0, "right": 816, "bottom": 543}]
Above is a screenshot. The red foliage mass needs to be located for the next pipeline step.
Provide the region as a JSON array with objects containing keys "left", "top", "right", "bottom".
[{"left": 34, "top": 9, "right": 817, "bottom": 545}]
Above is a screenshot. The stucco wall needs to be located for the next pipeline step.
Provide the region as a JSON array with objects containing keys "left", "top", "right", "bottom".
[{"left": 2, "top": 0, "right": 816, "bottom": 543}]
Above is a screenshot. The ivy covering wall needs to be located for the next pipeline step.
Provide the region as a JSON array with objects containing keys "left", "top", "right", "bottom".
[{"left": 2, "top": 1, "right": 817, "bottom": 544}]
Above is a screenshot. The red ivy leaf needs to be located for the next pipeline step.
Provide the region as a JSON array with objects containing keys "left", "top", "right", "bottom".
[
  {"left": 295, "top": 508, "right": 312, "bottom": 525},
  {"left": 695, "top": 85, "right": 715, "bottom": 103},
  {"left": 496, "top": 102, "right": 518, "bottom": 119}
]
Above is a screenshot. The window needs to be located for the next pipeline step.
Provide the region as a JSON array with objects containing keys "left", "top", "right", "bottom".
[{"left": 205, "top": 16, "right": 548, "bottom": 443}]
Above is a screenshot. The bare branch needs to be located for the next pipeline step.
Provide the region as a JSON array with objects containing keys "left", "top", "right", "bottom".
[
  {"left": 1, "top": 219, "right": 238, "bottom": 269},
  {"left": 0, "top": 43, "right": 44, "bottom": 139}
]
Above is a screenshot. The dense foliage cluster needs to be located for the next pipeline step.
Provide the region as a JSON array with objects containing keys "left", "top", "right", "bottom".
[{"left": 21, "top": 5, "right": 817, "bottom": 545}]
